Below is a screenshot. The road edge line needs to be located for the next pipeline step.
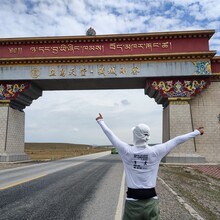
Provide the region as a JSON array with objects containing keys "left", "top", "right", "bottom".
[
  {"left": 0, "top": 174, "right": 47, "bottom": 190},
  {"left": 115, "top": 171, "right": 125, "bottom": 220}
]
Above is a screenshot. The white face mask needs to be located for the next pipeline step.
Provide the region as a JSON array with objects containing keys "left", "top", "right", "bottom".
[{"left": 132, "top": 124, "right": 150, "bottom": 147}]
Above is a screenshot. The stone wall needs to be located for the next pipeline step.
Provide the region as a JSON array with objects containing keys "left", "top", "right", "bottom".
[
  {"left": 168, "top": 102, "right": 195, "bottom": 154},
  {"left": 190, "top": 81, "right": 220, "bottom": 162},
  {"left": 163, "top": 101, "right": 195, "bottom": 154},
  {"left": 0, "top": 105, "right": 28, "bottom": 161},
  {"left": 162, "top": 106, "right": 169, "bottom": 143},
  {"left": 0, "top": 106, "right": 8, "bottom": 154},
  {"left": 6, "top": 107, "right": 25, "bottom": 154}
]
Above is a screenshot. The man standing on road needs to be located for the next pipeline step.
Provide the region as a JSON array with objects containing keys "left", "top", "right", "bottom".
[{"left": 96, "top": 113, "right": 204, "bottom": 220}]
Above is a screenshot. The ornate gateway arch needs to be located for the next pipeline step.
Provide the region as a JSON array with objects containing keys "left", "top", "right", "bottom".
[{"left": 0, "top": 30, "right": 220, "bottom": 162}]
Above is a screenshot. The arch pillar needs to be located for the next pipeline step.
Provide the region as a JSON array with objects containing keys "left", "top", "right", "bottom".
[
  {"left": 145, "top": 77, "right": 210, "bottom": 163},
  {"left": 162, "top": 98, "right": 207, "bottom": 163},
  {"left": 0, "top": 82, "right": 42, "bottom": 161},
  {"left": 0, "top": 101, "right": 28, "bottom": 161},
  {"left": 163, "top": 98, "right": 195, "bottom": 152}
]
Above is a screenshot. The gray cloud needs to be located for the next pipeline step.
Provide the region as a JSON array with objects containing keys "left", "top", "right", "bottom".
[{"left": 121, "top": 99, "right": 130, "bottom": 106}]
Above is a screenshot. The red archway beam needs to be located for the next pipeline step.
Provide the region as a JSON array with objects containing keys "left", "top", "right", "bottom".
[{"left": 0, "top": 30, "right": 215, "bottom": 62}]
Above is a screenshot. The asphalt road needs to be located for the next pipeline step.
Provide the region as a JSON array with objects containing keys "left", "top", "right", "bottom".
[{"left": 0, "top": 153, "right": 124, "bottom": 220}]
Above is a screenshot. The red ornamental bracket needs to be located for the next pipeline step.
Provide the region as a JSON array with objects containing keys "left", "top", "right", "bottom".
[
  {"left": 149, "top": 78, "right": 210, "bottom": 98},
  {"left": 0, "top": 82, "right": 30, "bottom": 100}
]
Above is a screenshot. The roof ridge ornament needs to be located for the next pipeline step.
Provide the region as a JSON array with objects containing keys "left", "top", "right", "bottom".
[{"left": 86, "top": 27, "right": 96, "bottom": 36}]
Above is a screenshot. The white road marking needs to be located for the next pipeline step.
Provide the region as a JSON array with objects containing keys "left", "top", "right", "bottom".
[
  {"left": 0, "top": 174, "right": 47, "bottom": 190},
  {"left": 115, "top": 171, "right": 125, "bottom": 220}
]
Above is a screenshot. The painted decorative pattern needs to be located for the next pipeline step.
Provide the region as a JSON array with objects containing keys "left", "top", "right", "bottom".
[
  {"left": 0, "top": 83, "right": 29, "bottom": 100},
  {"left": 151, "top": 79, "right": 209, "bottom": 97},
  {"left": 193, "top": 61, "right": 211, "bottom": 75}
]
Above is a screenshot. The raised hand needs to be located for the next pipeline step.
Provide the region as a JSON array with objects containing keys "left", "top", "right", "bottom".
[
  {"left": 197, "top": 127, "right": 204, "bottom": 135},
  {"left": 96, "top": 113, "right": 103, "bottom": 121}
]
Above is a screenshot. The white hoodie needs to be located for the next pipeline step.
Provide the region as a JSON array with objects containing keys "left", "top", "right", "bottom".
[
  {"left": 133, "top": 124, "right": 151, "bottom": 146},
  {"left": 97, "top": 119, "right": 200, "bottom": 189}
]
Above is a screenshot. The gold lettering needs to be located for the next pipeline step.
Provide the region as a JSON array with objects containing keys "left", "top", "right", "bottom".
[
  {"left": 23, "top": 41, "right": 174, "bottom": 59},
  {"left": 50, "top": 68, "right": 56, "bottom": 76},
  {"left": 131, "top": 66, "right": 139, "bottom": 75},
  {"left": 18, "top": 48, "right": 22, "bottom": 54},
  {"left": 89, "top": 45, "right": 95, "bottom": 50},
  {"left": 82, "top": 46, "right": 88, "bottom": 52},
  {"left": 31, "top": 68, "right": 40, "bottom": 78},
  {"left": 51, "top": 47, "right": 59, "bottom": 54},
  {"left": 116, "top": 44, "right": 123, "bottom": 51},
  {"left": 80, "top": 68, "right": 87, "bottom": 76},
  {"left": 38, "top": 47, "right": 45, "bottom": 53},
  {"left": 153, "top": 43, "right": 160, "bottom": 48},
  {"left": 98, "top": 66, "right": 105, "bottom": 75},
  {"left": 95, "top": 45, "right": 104, "bottom": 52},
  {"left": 146, "top": 43, "right": 152, "bottom": 51},
  {"left": 8, "top": 47, "right": 22, "bottom": 54},
  {"left": 131, "top": 44, "right": 137, "bottom": 50},
  {"left": 108, "top": 67, "right": 116, "bottom": 75},
  {"left": 109, "top": 43, "right": 116, "bottom": 50},
  {"left": 69, "top": 68, "right": 76, "bottom": 76},
  {"left": 124, "top": 44, "right": 131, "bottom": 50},
  {"left": 60, "top": 68, "right": 65, "bottom": 77},
  {"left": 30, "top": 47, "right": 37, "bottom": 53},
  {"left": 8, "top": 48, "right": 14, "bottom": 53},
  {"left": 44, "top": 47, "right": 50, "bottom": 52},
  {"left": 138, "top": 44, "right": 144, "bottom": 49},
  {"left": 74, "top": 46, "right": 80, "bottom": 51},
  {"left": 60, "top": 44, "right": 67, "bottom": 52},
  {"left": 67, "top": 44, "right": 74, "bottom": 52},
  {"left": 120, "top": 67, "right": 127, "bottom": 74},
  {"left": 162, "top": 42, "right": 170, "bottom": 49}
]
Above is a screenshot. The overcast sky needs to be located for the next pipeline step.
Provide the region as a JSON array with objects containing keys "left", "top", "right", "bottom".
[{"left": 0, "top": 0, "right": 219, "bottom": 146}]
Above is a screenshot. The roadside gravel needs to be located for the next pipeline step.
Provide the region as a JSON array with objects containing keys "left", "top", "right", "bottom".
[
  {"left": 158, "top": 164, "right": 220, "bottom": 220},
  {"left": 156, "top": 177, "right": 194, "bottom": 220}
]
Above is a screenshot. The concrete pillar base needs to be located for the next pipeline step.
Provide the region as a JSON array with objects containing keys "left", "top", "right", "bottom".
[
  {"left": 0, "top": 153, "right": 29, "bottom": 162},
  {"left": 162, "top": 153, "right": 206, "bottom": 163}
]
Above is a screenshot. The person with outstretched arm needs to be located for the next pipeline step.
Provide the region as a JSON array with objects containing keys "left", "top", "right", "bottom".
[{"left": 96, "top": 113, "right": 204, "bottom": 220}]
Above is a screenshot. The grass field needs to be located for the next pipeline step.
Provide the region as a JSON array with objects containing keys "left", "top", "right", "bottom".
[{"left": 25, "top": 143, "right": 110, "bottom": 161}]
